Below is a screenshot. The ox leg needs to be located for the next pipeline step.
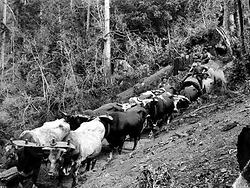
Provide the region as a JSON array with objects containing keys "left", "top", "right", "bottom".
[
  {"left": 85, "top": 159, "right": 91, "bottom": 171},
  {"left": 30, "top": 161, "right": 41, "bottom": 188},
  {"left": 107, "top": 151, "right": 113, "bottom": 162},
  {"left": 72, "top": 161, "right": 81, "bottom": 187},
  {"left": 132, "top": 135, "right": 140, "bottom": 150},
  {"left": 118, "top": 137, "right": 126, "bottom": 154},
  {"left": 32, "top": 184, "right": 38, "bottom": 188},
  {"left": 132, "top": 139, "right": 138, "bottom": 150},
  {"left": 91, "top": 159, "right": 97, "bottom": 170},
  {"left": 166, "top": 114, "right": 173, "bottom": 124}
]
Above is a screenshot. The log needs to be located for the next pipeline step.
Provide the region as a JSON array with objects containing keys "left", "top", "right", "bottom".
[{"left": 116, "top": 65, "right": 174, "bottom": 101}]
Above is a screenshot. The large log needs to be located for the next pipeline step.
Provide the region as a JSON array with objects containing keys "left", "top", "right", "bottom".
[{"left": 116, "top": 65, "right": 174, "bottom": 101}]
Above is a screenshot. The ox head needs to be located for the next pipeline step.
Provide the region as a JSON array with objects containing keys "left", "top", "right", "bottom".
[
  {"left": 19, "top": 130, "right": 37, "bottom": 143},
  {"left": 117, "top": 103, "right": 137, "bottom": 112},
  {"left": 202, "top": 77, "right": 214, "bottom": 94},
  {"left": 44, "top": 147, "right": 67, "bottom": 177},
  {"left": 61, "top": 112, "right": 91, "bottom": 130},
  {"left": 134, "top": 106, "right": 148, "bottom": 121},
  {"left": 180, "top": 85, "right": 200, "bottom": 102},
  {"left": 43, "top": 138, "right": 76, "bottom": 177},
  {"left": 43, "top": 146, "right": 76, "bottom": 177},
  {"left": 143, "top": 98, "right": 160, "bottom": 128},
  {"left": 172, "top": 95, "right": 191, "bottom": 113}
]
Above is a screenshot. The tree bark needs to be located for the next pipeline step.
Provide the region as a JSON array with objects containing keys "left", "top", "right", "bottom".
[
  {"left": 237, "top": 0, "right": 246, "bottom": 54},
  {"left": 86, "top": 0, "right": 90, "bottom": 33},
  {"left": 103, "top": 0, "right": 111, "bottom": 84},
  {"left": 70, "top": 0, "right": 73, "bottom": 11},
  {"left": 1, "top": 0, "right": 7, "bottom": 76},
  {"left": 223, "top": 0, "right": 230, "bottom": 33},
  {"left": 116, "top": 65, "right": 174, "bottom": 101}
]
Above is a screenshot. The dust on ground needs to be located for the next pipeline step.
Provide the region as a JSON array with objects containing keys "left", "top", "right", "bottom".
[{"left": 77, "top": 94, "right": 249, "bottom": 188}]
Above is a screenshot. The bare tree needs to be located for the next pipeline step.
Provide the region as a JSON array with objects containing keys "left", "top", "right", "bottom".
[
  {"left": 1, "top": 0, "right": 7, "bottom": 81},
  {"left": 223, "top": 0, "right": 230, "bottom": 33},
  {"left": 237, "top": 0, "right": 246, "bottom": 54},
  {"left": 86, "top": 0, "right": 91, "bottom": 33},
  {"left": 70, "top": 0, "right": 74, "bottom": 11},
  {"left": 103, "top": 0, "right": 111, "bottom": 84}
]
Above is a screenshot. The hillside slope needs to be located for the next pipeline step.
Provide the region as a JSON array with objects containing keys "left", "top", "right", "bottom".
[{"left": 79, "top": 94, "right": 249, "bottom": 188}]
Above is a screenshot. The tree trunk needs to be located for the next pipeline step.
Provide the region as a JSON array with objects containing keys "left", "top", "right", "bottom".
[
  {"left": 1, "top": 0, "right": 7, "bottom": 78},
  {"left": 237, "top": 0, "right": 246, "bottom": 54},
  {"left": 234, "top": 0, "right": 239, "bottom": 34},
  {"left": 116, "top": 65, "right": 174, "bottom": 101},
  {"left": 103, "top": 0, "right": 111, "bottom": 84},
  {"left": 86, "top": 0, "right": 91, "bottom": 33},
  {"left": 223, "top": 0, "right": 230, "bottom": 33},
  {"left": 70, "top": 0, "right": 73, "bottom": 11}
]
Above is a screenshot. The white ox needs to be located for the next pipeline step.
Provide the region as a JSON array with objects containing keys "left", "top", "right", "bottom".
[
  {"left": 46, "top": 115, "right": 113, "bottom": 185},
  {"left": 2, "top": 119, "right": 71, "bottom": 188},
  {"left": 19, "top": 118, "right": 71, "bottom": 146}
]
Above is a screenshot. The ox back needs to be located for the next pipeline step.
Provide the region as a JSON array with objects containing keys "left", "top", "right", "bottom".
[{"left": 94, "top": 103, "right": 124, "bottom": 116}]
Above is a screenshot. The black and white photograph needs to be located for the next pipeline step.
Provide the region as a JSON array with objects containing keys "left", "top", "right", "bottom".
[{"left": 1, "top": 0, "right": 250, "bottom": 187}]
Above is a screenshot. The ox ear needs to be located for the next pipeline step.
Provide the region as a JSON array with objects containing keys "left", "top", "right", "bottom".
[
  {"left": 151, "top": 98, "right": 159, "bottom": 104},
  {"left": 80, "top": 115, "right": 91, "bottom": 121},
  {"left": 98, "top": 115, "right": 113, "bottom": 123},
  {"left": 60, "top": 111, "right": 71, "bottom": 121},
  {"left": 116, "top": 103, "right": 123, "bottom": 107}
]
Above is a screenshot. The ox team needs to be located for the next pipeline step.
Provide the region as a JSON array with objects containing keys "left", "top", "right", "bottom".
[{"left": 0, "top": 61, "right": 232, "bottom": 187}]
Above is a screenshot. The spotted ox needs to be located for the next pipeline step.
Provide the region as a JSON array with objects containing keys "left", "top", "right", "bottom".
[
  {"left": 172, "top": 94, "right": 191, "bottom": 112},
  {"left": 0, "top": 119, "right": 71, "bottom": 188},
  {"left": 144, "top": 93, "right": 174, "bottom": 130},
  {"left": 45, "top": 115, "right": 113, "bottom": 186}
]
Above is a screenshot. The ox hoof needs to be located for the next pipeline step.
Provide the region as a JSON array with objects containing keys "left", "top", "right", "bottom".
[{"left": 32, "top": 184, "right": 38, "bottom": 188}]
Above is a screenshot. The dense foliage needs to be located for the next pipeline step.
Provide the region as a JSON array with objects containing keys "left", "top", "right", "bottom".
[{"left": 0, "top": 0, "right": 249, "bottom": 137}]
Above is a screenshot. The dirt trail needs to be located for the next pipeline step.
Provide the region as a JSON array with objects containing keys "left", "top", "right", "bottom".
[{"left": 79, "top": 94, "right": 250, "bottom": 188}]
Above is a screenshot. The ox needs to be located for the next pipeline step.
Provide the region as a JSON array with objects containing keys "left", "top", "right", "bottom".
[
  {"left": 144, "top": 94, "right": 174, "bottom": 131},
  {"left": 172, "top": 94, "right": 191, "bottom": 113},
  {"left": 202, "top": 76, "right": 214, "bottom": 94},
  {"left": 0, "top": 119, "right": 71, "bottom": 188},
  {"left": 45, "top": 115, "right": 113, "bottom": 186},
  {"left": 232, "top": 126, "right": 250, "bottom": 187},
  {"left": 189, "top": 61, "right": 229, "bottom": 93},
  {"left": 180, "top": 85, "right": 200, "bottom": 102},
  {"left": 106, "top": 106, "right": 148, "bottom": 159}
]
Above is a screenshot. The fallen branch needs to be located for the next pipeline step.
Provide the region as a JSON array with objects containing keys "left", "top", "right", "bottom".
[{"left": 189, "top": 103, "right": 217, "bottom": 115}]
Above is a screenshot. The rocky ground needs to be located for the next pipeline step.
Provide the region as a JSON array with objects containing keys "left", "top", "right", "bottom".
[
  {"left": 77, "top": 93, "right": 249, "bottom": 188},
  {"left": 1, "top": 92, "right": 248, "bottom": 188}
]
